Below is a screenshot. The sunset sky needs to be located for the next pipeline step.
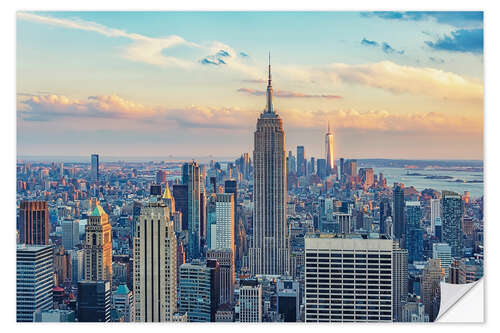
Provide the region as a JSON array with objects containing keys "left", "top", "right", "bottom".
[{"left": 16, "top": 11, "right": 484, "bottom": 160}]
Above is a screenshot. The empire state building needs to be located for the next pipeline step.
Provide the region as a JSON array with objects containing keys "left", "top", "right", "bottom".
[{"left": 249, "top": 56, "right": 289, "bottom": 275}]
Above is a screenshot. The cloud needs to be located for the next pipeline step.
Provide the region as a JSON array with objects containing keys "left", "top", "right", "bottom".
[
  {"left": 425, "top": 29, "right": 483, "bottom": 54},
  {"left": 200, "top": 49, "right": 231, "bottom": 65},
  {"left": 18, "top": 94, "right": 157, "bottom": 121},
  {"left": 237, "top": 88, "right": 342, "bottom": 99},
  {"left": 361, "top": 38, "right": 379, "bottom": 47},
  {"left": 429, "top": 57, "right": 445, "bottom": 64},
  {"left": 381, "top": 42, "right": 404, "bottom": 55},
  {"left": 239, "top": 52, "right": 249, "bottom": 57},
  {"left": 327, "top": 61, "right": 482, "bottom": 102},
  {"left": 18, "top": 93, "right": 481, "bottom": 136},
  {"left": 17, "top": 12, "right": 198, "bottom": 68},
  {"left": 363, "top": 11, "right": 483, "bottom": 28},
  {"left": 17, "top": 12, "right": 258, "bottom": 75},
  {"left": 361, "top": 38, "right": 404, "bottom": 55}
]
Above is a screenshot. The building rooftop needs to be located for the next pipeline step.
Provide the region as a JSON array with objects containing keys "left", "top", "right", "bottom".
[
  {"left": 114, "top": 284, "right": 131, "bottom": 295},
  {"left": 90, "top": 205, "right": 107, "bottom": 217},
  {"left": 305, "top": 232, "right": 391, "bottom": 240}
]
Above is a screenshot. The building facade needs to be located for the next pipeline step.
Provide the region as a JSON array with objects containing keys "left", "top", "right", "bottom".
[
  {"left": 16, "top": 244, "right": 54, "bottom": 322},
  {"left": 304, "top": 233, "right": 393, "bottom": 322},
  {"left": 249, "top": 59, "right": 289, "bottom": 276},
  {"left": 19, "top": 201, "right": 49, "bottom": 245},
  {"left": 133, "top": 202, "right": 177, "bottom": 322},
  {"left": 84, "top": 204, "right": 112, "bottom": 281},
  {"left": 77, "top": 280, "right": 111, "bottom": 322},
  {"left": 441, "top": 191, "right": 464, "bottom": 257}
]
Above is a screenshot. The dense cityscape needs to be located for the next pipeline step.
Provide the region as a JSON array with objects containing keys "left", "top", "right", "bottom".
[{"left": 16, "top": 62, "right": 484, "bottom": 323}]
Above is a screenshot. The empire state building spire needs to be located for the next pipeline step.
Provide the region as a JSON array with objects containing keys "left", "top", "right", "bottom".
[{"left": 266, "top": 52, "right": 274, "bottom": 113}]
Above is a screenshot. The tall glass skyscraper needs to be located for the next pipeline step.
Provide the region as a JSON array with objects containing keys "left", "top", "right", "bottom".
[
  {"left": 441, "top": 190, "right": 464, "bottom": 257},
  {"left": 183, "top": 161, "right": 201, "bottom": 259},
  {"left": 91, "top": 154, "right": 99, "bottom": 181},
  {"left": 393, "top": 183, "right": 405, "bottom": 246},
  {"left": 405, "top": 201, "right": 423, "bottom": 263},
  {"left": 249, "top": 56, "right": 289, "bottom": 275}
]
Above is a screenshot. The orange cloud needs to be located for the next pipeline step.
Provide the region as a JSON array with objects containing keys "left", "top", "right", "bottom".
[{"left": 17, "top": 94, "right": 482, "bottom": 135}]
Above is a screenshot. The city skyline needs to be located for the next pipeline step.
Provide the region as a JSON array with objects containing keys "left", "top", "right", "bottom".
[{"left": 17, "top": 11, "right": 483, "bottom": 159}]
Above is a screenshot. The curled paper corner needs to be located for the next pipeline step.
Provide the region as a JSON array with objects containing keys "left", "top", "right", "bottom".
[{"left": 436, "top": 278, "right": 484, "bottom": 322}]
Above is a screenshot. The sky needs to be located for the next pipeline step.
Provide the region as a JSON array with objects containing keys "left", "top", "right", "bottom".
[{"left": 16, "top": 11, "right": 484, "bottom": 160}]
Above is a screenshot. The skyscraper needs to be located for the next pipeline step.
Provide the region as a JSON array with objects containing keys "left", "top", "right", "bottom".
[
  {"left": 297, "top": 146, "right": 305, "bottom": 177},
  {"left": 393, "top": 183, "right": 405, "bottom": 246},
  {"left": 183, "top": 161, "right": 201, "bottom": 258},
  {"left": 421, "top": 259, "right": 442, "bottom": 321},
  {"left": 19, "top": 201, "right": 49, "bottom": 245},
  {"left": 239, "top": 279, "right": 262, "bottom": 322},
  {"left": 405, "top": 201, "right": 423, "bottom": 263},
  {"left": 77, "top": 280, "right": 111, "bottom": 322},
  {"left": 84, "top": 203, "right": 112, "bottom": 281},
  {"left": 178, "top": 262, "right": 213, "bottom": 322},
  {"left": 430, "top": 198, "right": 441, "bottom": 237},
  {"left": 16, "top": 244, "right": 53, "bottom": 322},
  {"left": 325, "top": 121, "right": 335, "bottom": 175},
  {"left": 432, "top": 243, "right": 452, "bottom": 278},
  {"left": 224, "top": 180, "right": 238, "bottom": 255},
  {"left": 62, "top": 219, "right": 80, "bottom": 250},
  {"left": 441, "top": 191, "right": 464, "bottom": 257},
  {"left": 249, "top": 56, "right": 289, "bottom": 275},
  {"left": 207, "top": 249, "right": 234, "bottom": 305},
  {"left": 393, "top": 243, "right": 408, "bottom": 322},
  {"left": 215, "top": 193, "right": 235, "bottom": 253},
  {"left": 304, "top": 233, "right": 393, "bottom": 322},
  {"left": 133, "top": 202, "right": 177, "bottom": 322},
  {"left": 91, "top": 154, "right": 99, "bottom": 182},
  {"left": 277, "top": 279, "right": 300, "bottom": 322},
  {"left": 172, "top": 184, "right": 188, "bottom": 230}
]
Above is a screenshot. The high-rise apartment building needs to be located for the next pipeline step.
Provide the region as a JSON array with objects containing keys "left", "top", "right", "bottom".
[
  {"left": 19, "top": 201, "right": 49, "bottom": 245},
  {"left": 91, "top": 154, "right": 99, "bottom": 182},
  {"left": 62, "top": 219, "right": 80, "bottom": 250},
  {"left": 16, "top": 244, "right": 53, "bottom": 322},
  {"left": 84, "top": 204, "right": 112, "bottom": 281},
  {"left": 325, "top": 121, "right": 335, "bottom": 176},
  {"left": 133, "top": 202, "right": 177, "bottom": 322},
  {"left": 441, "top": 191, "right": 464, "bottom": 257},
  {"left": 183, "top": 161, "right": 201, "bottom": 258},
  {"left": 239, "top": 279, "right": 262, "bottom": 322},
  {"left": 304, "top": 233, "right": 393, "bottom": 322},
  {"left": 249, "top": 58, "right": 289, "bottom": 276},
  {"left": 77, "top": 280, "right": 111, "bottom": 322}
]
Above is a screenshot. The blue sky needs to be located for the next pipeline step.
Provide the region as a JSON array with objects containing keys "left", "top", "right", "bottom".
[{"left": 17, "top": 11, "right": 483, "bottom": 159}]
